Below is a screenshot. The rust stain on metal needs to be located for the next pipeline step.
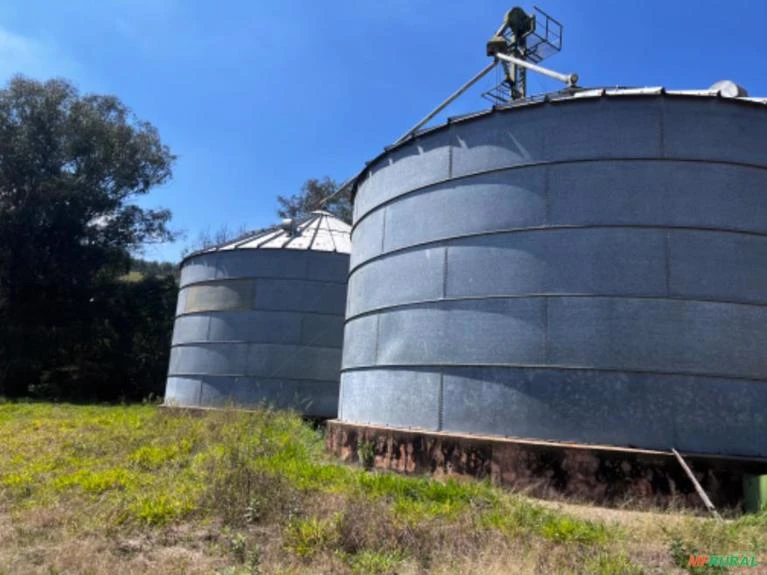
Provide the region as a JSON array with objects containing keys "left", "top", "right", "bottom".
[{"left": 326, "top": 420, "right": 767, "bottom": 510}]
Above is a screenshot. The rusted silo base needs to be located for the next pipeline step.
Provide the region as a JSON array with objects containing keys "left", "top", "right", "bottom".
[{"left": 326, "top": 420, "right": 767, "bottom": 511}]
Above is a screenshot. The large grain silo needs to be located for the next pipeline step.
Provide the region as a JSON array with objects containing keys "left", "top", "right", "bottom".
[
  {"left": 165, "top": 211, "right": 351, "bottom": 417},
  {"left": 336, "top": 87, "right": 767, "bottom": 460}
]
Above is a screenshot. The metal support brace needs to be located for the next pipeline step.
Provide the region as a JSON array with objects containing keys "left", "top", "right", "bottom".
[
  {"left": 671, "top": 448, "right": 724, "bottom": 522},
  {"left": 394, "top": 61, "right": 498, "bottom": 146}
]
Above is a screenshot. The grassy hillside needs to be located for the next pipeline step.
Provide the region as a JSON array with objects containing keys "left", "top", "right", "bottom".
[{"left": 0, "top": 403, "right": 764, "bottom": 574}]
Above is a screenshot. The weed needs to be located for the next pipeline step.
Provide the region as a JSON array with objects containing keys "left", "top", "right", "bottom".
[
  {"left": 129, "top": 441, "right": 191, "bottom": 469},
  {"left": 538, "top": 513, "right": 608, "bottom": 545},
  {"left": 129, "top": 492, "right": 197, "bottom": 525},
  {"left": 357, "top": 440, "right": 376, "bottom": 471},
  {"left": 343, "top": 549, "right": 404, "bottom": 574},
  {"left": 248, "top": 544, "right": 263, "bottom": 575},
  {"left": 480, "top": 499, "right": 608, "bottom": 545},
  {"left": 583, "top": 552, "right": 645, "bottom": 575},
  {"left": 54, "top": 468, "right": 138, "bottom": 494},
  {"left": 284, "top": 515, "right": 341, "bottom": 558},
  {"left": 228, "top": 532, "right": 247, "bottom": 564}
]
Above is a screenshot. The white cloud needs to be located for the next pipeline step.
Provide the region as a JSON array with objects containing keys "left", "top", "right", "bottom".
[{"left": 0, "top": 26, "right": 78, "bottom": 81}]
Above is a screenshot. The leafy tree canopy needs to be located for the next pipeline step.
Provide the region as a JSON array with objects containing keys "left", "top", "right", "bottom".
[
  {"left": 128, "top": 258, "right": 178, "bottom": 280},
  {"left": 0, "top": 76, "right": 175, "bottom": 296},
  {"left": 276, "top": 177, "right": 352, "bottom": 223},
  {"left": 0, "top": 76, "right": 176, "bottom": 398}
]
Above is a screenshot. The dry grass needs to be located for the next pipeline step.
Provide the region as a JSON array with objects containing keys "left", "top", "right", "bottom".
[{"left": 0, "top": 401, "right": 764, "bottom": 575}]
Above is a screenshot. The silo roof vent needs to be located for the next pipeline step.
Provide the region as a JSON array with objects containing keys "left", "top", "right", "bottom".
[
  {"left": 709, "top": 80, "right": 748, "bottom": 98},
  {"left": 281, "top": 218, "right": 296, "bottom": 235}
]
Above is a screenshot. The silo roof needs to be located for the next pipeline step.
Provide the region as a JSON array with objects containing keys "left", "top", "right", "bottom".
[{"left": 188, "top": 210, "right": 351, "bottom": 259}]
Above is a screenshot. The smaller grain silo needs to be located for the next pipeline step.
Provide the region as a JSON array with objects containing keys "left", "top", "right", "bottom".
[{"left": 165, "top": 211, "right": 351, "bottom": 417}]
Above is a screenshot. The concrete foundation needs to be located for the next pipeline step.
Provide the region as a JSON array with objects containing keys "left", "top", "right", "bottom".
[{"left": 326, "top": 420, "right": 767, "bottom": 510}]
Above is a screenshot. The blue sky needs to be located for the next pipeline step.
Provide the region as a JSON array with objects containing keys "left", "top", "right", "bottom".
[{"left": 2, "top": 0, "right": 766, "bottom": 262}]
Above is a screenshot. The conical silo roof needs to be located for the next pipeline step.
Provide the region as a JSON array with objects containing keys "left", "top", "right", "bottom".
[{"left": 196, "top": 210, "right": 351, "bottom": 256}]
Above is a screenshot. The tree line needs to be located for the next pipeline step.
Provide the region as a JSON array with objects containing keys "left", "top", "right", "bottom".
[{"left": 0, "top": 76, "right": 350, "bottom": 402}]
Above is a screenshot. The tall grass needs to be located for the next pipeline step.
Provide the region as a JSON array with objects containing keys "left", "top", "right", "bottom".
[{"left": 0, "top": 401, "right": 764, "bottom": 574}]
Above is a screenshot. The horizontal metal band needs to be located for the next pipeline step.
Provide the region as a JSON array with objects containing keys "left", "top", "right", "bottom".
[
  {"left": 178, "top": 275, "right": 348, "bottom": 291},
  {"left": 348, "top": 223, "right": 767, "bottom": 276},
  {"left": 340, "top": 363, "right": 767, "bottom": 385},
  {"left": 166, "top": 373, "right": 340, "bottom": 384},
  {"left": 343, "top": 292, "right": 767, "bottom": 324},
  {"left": 352, "top": 157, "right": 767, "bottom": 232},
  {"left": 170, "top": 341, "right": 340, "bottom": 351},
  {"left": 173, "top": 309, "right": 345, "bottom": 321}
]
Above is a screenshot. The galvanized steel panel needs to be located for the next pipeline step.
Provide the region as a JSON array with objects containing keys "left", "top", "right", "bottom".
[
  {"left": 354, "top": 160, "right": 767, "bottom": 271},
  {"left": 182, "top": 281, "right": 253, "bottom": 313},
  {"left": 381, "top": 170, "right": 546, "bottom": 257},
  {"left": 171, "top": 343, "right": 249, "bottom": 375},
  {"left": 356, "top": 99, "right": 665, "bottom": 223},
  {"left": 662, "top": 99, "right": 767, "bottom": 168},
  {"left": 214, "top": 250, "right": 309, "bottom": 282},
  {"left": 341, "top": 315, "right": 378, "bottom": 370},
  {"left": 349, "top": 206, "right": 385, "bottom": 270},
  {"left": 307, "top": 252, "right": 351, "bottom": 283},
  {"left": 206, "top": 311, "right": 303, "bottom": 344},
  {"left": 547, "top": 297, "right": 767, "bottom": 380},
  {"left": 253, "top": 279, "right": 347, "bottom": 314},
  {"left": 179, "top": 254, "right": 220, "bottom": 287},
  {"left": 450, "top": 108, "right": 544, "bottom": 178},
  {"left": 670, "top": 376, "right": 767, "bottom": 457},
  {"left": 540, "top": 99, "right": 662, "bottom": 161},
  {"left": 164, "top": 377, "right": 202, "bottom": 406},
  {"left": 339, "top": 370, "right": 441, "bottom": 430},
  {"left": 171, "top": 314, "right": 211, "bottom": 345},
  {"left": 355, "top": 131, "right": 451, "bottom": 220},
  {"left": 668, "top": 231, "right": 767, "bottom": 305},
  {"left": 376, "top": 299, "right": 546, "bottom": 366},
  {"left": 445, "top": 229, "right": 667, "bottom": 299},
  {"left": 174, "top": 287, "right": 188, "bottom": 316},
  {"left": 300, "top": 314, "right": 345, "bottom": 347},
  {"left": 199, "top": 376, "right": 340, "bottom": 417},
  {"left": 340, "top": 94, "right": 767, "bottom": 457},
  {"left": 440, "top": 368, "right": 676, "bottom": 449},
  {"left": 246, "top": 344, "right": 341, "bottom": 381},
  {"left": 549, "top": 161, "right": 767, "bottom": 233},
  {"left": 347, "top": 247, "right": 445, "bottom": 317},
  {"left": 438, "top": 367, "right": 767, "bottom": 458}
]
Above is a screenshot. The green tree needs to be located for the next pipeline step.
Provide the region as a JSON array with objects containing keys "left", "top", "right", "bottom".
[
  {"left": 180, "top": 223, "right": 251, "bottom": 257},
  {"left": 129, "top": 258, "right": 178, "bottom": 280},
  {"left": 276, "top": 177, "right": 352, "bottom": 223},
  {"left": 37, "top": 274, "right": 179, "bottom": 401},
  {"left": 0, "top": 76, "right": 176, "bottom": 398}
]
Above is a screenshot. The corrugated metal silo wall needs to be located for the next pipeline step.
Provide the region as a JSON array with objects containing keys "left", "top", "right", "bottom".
[
  {"left": 166, "top": 249, "right": 349, "bottom": 417},
  {"left": 339, "top": 95, "right": 767, "bottom": 458}
]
